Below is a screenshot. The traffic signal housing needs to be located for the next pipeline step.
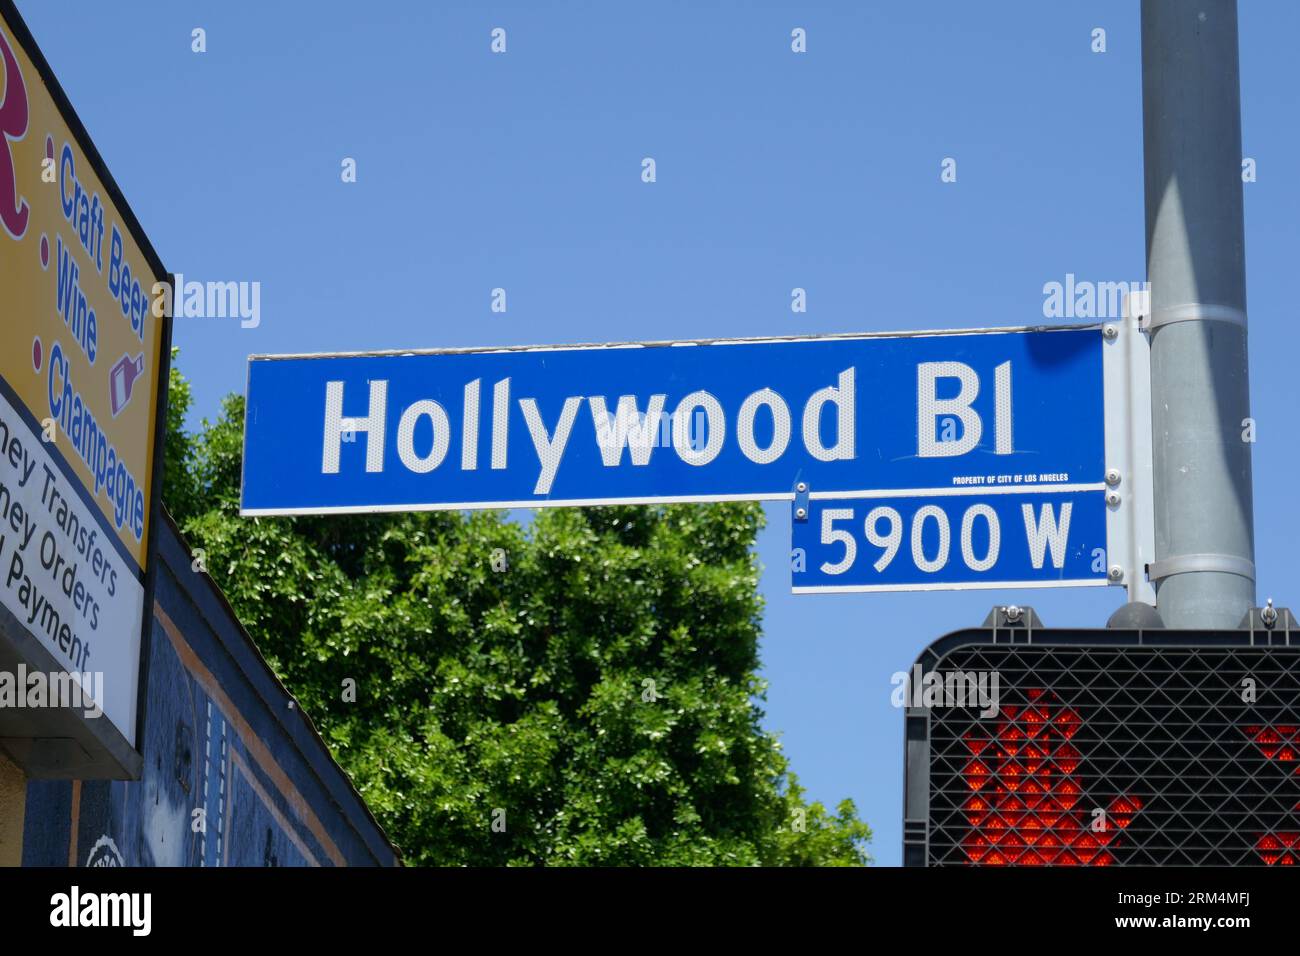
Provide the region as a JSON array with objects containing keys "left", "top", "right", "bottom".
[{"left": 904, "top": 614, "right": 1300, "bottom": 866}]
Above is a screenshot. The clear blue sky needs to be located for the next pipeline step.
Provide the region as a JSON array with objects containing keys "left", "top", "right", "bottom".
[{"left": 18, "top": 0, "right": 1298, "bottom": 865}]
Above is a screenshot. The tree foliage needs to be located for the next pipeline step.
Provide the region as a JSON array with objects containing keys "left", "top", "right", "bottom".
[{"left": 164, "top": 357, "right": 871, "bottom": 865}]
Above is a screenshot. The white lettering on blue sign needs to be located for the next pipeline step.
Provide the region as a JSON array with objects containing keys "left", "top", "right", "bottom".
[
  {"left": 317, "top": 362, "right": 1012, "bottom": 491},
  {"left": 242, "top": 328, "right": 1104, "bottom": 515}
]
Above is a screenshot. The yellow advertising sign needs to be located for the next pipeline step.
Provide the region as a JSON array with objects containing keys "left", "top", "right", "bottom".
[
  {"left": 0, "top": 15, "right": 163, "bottom": 572},
  {"left": 0, "top": 7, "right": 168, "bottom": 747}
]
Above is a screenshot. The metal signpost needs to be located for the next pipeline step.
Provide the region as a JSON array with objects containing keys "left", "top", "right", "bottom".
[{"left": 1142, "top": 0, "right": 1255, "bottom": 628}]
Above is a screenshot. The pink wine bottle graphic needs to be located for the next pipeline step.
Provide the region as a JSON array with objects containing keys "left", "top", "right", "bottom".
[{"left": 109, "top": 352, "right": 145, "bottom": 417}]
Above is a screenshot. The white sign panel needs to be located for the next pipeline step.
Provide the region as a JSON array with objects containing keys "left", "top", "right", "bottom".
[{"left": 0, "top": 393, "right": 141, "bottom": 739}]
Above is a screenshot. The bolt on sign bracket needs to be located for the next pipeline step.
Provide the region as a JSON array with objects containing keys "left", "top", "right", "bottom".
[
  {"left": 793, "top": 480, "right": 810, "bottom": 522},
  {"left": 981, "top": 605, "right": 1043, "bottom": 640},
  {"left": 1239, "top": 604, "right": 1299, "bottom": 642},
  {"left": 1101, "top": 295, "right": 1157, "bottom": 606}
]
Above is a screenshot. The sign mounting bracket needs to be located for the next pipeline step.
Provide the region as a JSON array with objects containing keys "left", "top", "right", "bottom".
[{"left": 1102, "top": 294, "right": 1157, "bottom": 606}]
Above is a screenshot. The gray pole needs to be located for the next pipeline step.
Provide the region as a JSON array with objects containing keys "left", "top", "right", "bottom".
[{"left": 1141, "top": 0, "right": 1255, "bottom": 628}]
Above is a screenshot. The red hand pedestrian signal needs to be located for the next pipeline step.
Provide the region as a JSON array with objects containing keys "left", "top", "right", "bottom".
[{"left": 961, "top": 688, "right": 1143, "bottom": 865}]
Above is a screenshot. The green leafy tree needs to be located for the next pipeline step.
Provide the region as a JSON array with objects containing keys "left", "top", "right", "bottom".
[{"left": 164, "top": 358, "right": 871, "bottom": 865}]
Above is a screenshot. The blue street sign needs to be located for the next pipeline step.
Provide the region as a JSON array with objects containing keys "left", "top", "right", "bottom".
[
  {"left": 241, "top": 327, "right": 1104, "bottom": 516},
  {"left": 790, "top": 489, "right": 1108, "bottom": 592}
]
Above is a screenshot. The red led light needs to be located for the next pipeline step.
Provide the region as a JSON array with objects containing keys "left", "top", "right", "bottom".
[
  {"left": 960, "top": 688, "right": 1142, "bottom": 866},
  {"left": 962, "top": 833, "right": 990, "bottom": 862},
  {"left": 1053, "top": 743, "right": 1080, "bottom": 774},
  {"left": 1108, "top": 795, "right": 1143, "bottom": 829},
  {"left": 1021, "top": 780, "right": 1047, "bottom": 809},
  {"left": 963, "top": 795, "right": 989, "bottom": 827},
  {"left": 964, "top": 759, "right": 992, "bottom": 790},
  {"left": 1245, "top": 721, "right": 1300, "bottom": 863},
  {"left": 1022, "top": 706, "right": 1050, "bottom": 739},
  {"left": 1054, "top": 709, "right": 1081, "bottom": 740},
  {"left": 1254, "top": 833, "right": 1297, "bottom": 866},
  {"left": 1254, "top": 727, "right": 1284, "bottom": 759},
  {"left": 1243, "top": 723, "right": 1300, "bottom": 862}
]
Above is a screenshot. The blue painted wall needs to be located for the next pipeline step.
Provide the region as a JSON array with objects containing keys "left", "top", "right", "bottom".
[{"left": 21, "top": 510, "right": 399, "bottom": 867}]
